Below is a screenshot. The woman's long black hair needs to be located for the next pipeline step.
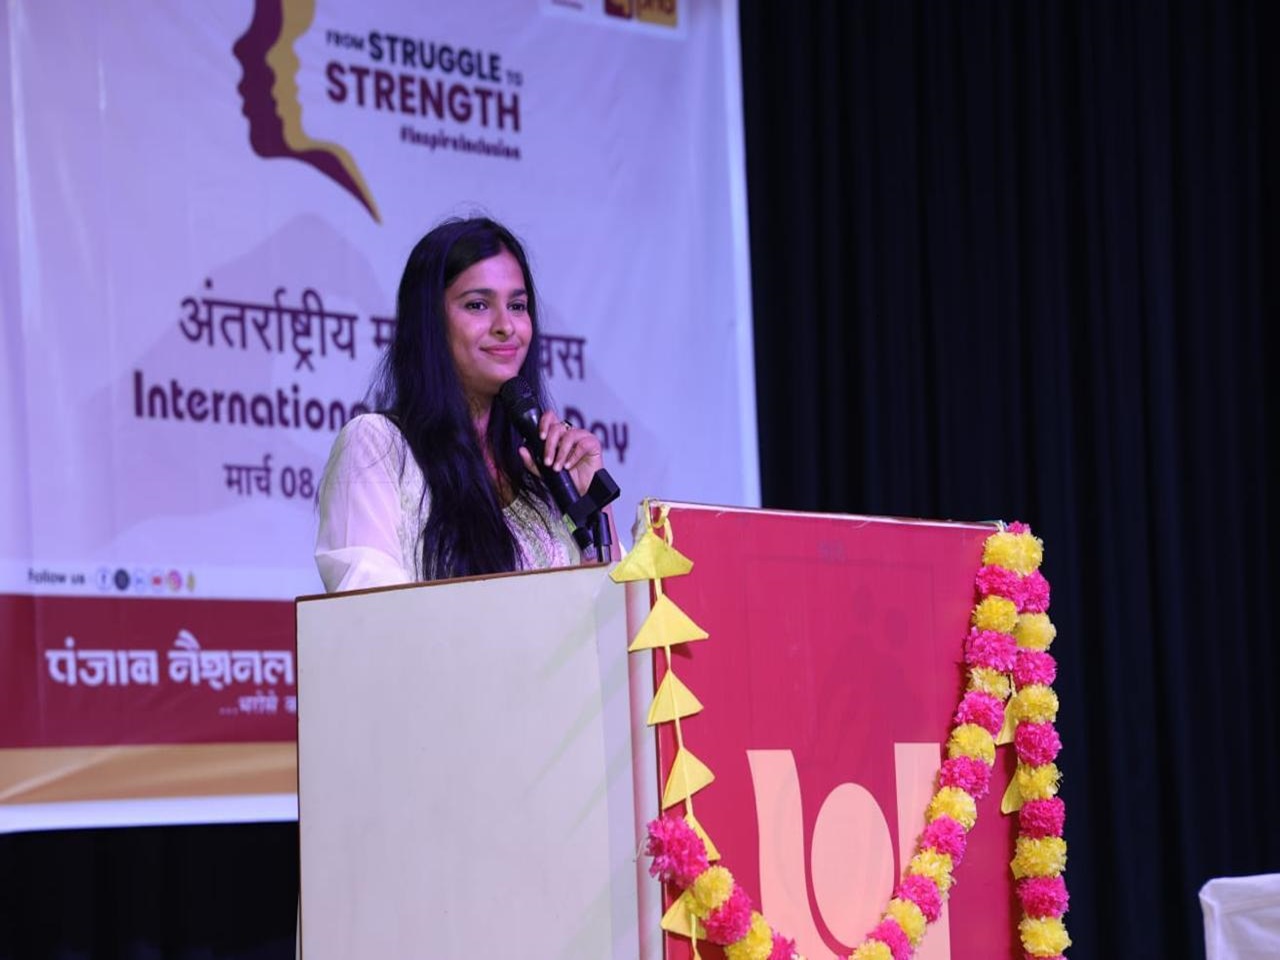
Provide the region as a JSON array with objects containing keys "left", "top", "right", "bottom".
[{"left": 372, "top": 217, "right": 556, "bottom": 579}]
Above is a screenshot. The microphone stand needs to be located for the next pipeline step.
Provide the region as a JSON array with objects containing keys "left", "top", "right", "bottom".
[
  {"left": 589, "top": 510, "right": 613, "bottom": 563},
  {"left": 572, "top": 469, "right": 621, "bottom": 563}
]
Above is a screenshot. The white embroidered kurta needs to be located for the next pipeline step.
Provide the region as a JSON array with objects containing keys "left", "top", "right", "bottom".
[{"left": 315, "top": 414, "right": 579, "bottom": 592}]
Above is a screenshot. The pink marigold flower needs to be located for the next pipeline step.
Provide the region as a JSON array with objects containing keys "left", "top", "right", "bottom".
[
  {"left": 898, "top": 874, "right": 943, "bottom": 923},
  {"left": 869, "top": 919, "right": 912, "bottom": 960},
  {"left": 1019, "top": 798, "right": 1066, "bottom": 838},
  {"left": 1013, "top": 649, "right": 1057, "bottom": 687},
  {"left": 1007, "top": 522, "right": 1030, "bottom": 534},
  {"left": 955, "top": 690, "right": 1006, "bottom": 736},
  {"left": 703, "top": 886, "right": 752, "bottom": 944},
  {"left": 976, "top": 564, "right": 1023, "bottom": 600},
  {"left": 1018, "top": 875, "right": 1070, "bottom": 918},
  {"left": 1019, "top": 570, "right": 1051, "bottom": 613},
  {"left": 964, "top": 628, "right": 1019, "bottom": 671},
  {"left": 1014, "top": 722, "right": 1062, "bottom": 767},
  {"left": 644, "top": 814, "right": 708, "bottom": 887},
  {"left": 939, "top": 756, "right": 994, "bottom": 799},
  {"left": 921, "top": 816, "right": 969, "bottom": 864},
  {"left": 768, "top": 931, "right": 798, "bottom": 960}
]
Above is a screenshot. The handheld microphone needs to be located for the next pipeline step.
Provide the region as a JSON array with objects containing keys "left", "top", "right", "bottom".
[{"left": 498, "top": 377, "right": 595, "bottom": 552}]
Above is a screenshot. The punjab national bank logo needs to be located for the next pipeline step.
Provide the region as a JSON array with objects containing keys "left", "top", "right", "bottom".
[
  {"left": 234, "top": 0, "right": 381, "bottom": 222},
  {"left": 605, "top": 0, "right": 679, "bottom": 27}
]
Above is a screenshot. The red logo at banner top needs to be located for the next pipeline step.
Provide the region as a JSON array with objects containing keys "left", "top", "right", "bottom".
[{"left": 605, "top": 0, "right": 679, "bottom": 25}]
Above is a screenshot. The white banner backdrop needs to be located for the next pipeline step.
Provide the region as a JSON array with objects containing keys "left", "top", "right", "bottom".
[{"left": 1, "top": 0, "right": 758, "bottom": 604}]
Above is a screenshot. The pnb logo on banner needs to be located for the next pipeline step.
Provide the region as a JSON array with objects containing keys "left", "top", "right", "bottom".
[
  {"left": 605, "top": 0, "right": 677, "bottom": 25},
  {"left": 234, "top": 0, "right": 526, "bottom": 223},
  {"left": 543, "top": 0, "right": 684, "bottom": 36}
]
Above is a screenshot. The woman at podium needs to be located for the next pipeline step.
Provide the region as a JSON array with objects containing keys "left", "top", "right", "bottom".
[{"left": 314, "top": 216, "right": 606, "bottom": 592}]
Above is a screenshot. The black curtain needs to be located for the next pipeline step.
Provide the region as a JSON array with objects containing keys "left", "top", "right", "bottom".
[
  {"left": 0, "top": 824, "right": 298, "bottom": 959},
  {"left": 741, "top": 0, "right": 1278, "bottom": 957}
]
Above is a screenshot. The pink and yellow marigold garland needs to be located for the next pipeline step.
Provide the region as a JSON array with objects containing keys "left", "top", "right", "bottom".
[
  {"left": 637, "top": 516, "right": 1067, "bottom": 959},
  {"left": 629, "top": 502, "right": 802, "bottom": 960},
  {"left": 845, "top": 522, "right": 1069, "bottom": 960},
  {"left": 645, "top": 814, "right": 799, "bottom": 959},
  {"left": 1000, "top": 523, "right": 1071, "bottom": 960}
]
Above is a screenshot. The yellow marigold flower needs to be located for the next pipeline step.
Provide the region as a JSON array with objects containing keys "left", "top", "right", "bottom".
[
  {"left": 849, "top": 942, "right": 893, "bottom": 960},
  {"left": 927, "top": 786, "right": 977, "bottom": 829},
  {"left": 908, "top": 849, "right": 955, "bottom": 893},
  {"left": 973, "top": 595, "right": 1018, "bottom": 633},
  {"left": 689, "top": 866, "right": 734, "bottom": 917},
  {"left": 1014, "top": 613, "right": 1056, "bottom": 650},
  {"left": 887, "top": 898, "right": 927, "bottom": 946},
  {"left": 1011, "top": 836, "right": 1068, "bottom": 879},
  {"left": 1019, "top": 916, "right": 1071, "bottom": 956},
  {"left": 948, "top": 723, "right": 996, "bottom": 764},
  {"left": 983, "top": 531, "right": 1022, "bottom": 570},
  {"left": 1016, "top": 762, "right": 1061, "bottom": 800},
  {"left": 967, "top": 666, "right": 1012, "bottom": 700},
  {"left": 725, "top": 913, "right": 773, "bottom": 960},
  {"left": 1020, "top": 533, "right": 1045, "bottom": 572},
  {"left": 1010, "top": 685, "right": 1059, "bottom": 724},
  {"left": 983, "top": 530, "right": 1043, "bottom": 574}
]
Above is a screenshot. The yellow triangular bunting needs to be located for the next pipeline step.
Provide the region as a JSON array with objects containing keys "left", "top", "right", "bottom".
[
  {"left": 629, "top": 595, "right": 709, "bottom": 653},
  {"left": 661, "top": 893, "right": 706, "bottom": 939},
  {"left": 1000, "top": 770, "right": 1024, "bottom": 815},
  {"left": 648, "top": 671, "right": 705, "bottom": 725},
  {"left": 662, "top": 747, "right": 716, "bottom": 809},
  {"left": 995, "top": 699, "right": 1017, "bottom": 746},
  {"left": 610, "top": 529, "right": 694, "bottom": 582},
  {"left": 684, "top": 810, "right": 720, "bottom": 862}
]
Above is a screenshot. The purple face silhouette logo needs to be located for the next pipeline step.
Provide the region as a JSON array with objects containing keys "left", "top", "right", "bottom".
[{"left": 233, "top": 0, "right": 381, "bottom": 222}]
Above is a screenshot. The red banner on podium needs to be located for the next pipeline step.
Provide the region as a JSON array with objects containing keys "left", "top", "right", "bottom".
[{"left": 649, "top": 505, "right": 1017, "bottom": 960}]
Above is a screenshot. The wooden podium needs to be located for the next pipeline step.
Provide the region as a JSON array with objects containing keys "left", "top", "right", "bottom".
[
  {"left": 297, "top": 504, "right": 1032, "bottom": 959},
  {"left": 295, "top": 564, "right": 660, "bottom": 959}
]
